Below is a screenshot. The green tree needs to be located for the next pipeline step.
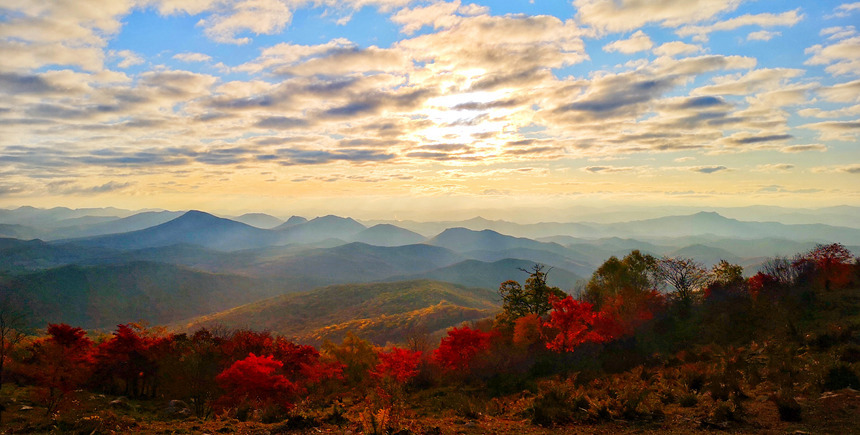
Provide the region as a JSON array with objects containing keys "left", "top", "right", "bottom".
[
  {"left": 585, "top": 250, "right": 660, "bottom": 308},
  {"left": 497, "top": 264, "right": 566, "bottom": 325},
  {"left": 322, "top": 332, "right": 377, "bottom": 386},
  {"left": 710, "top": 260, "right": 745, "bottom": 286}
]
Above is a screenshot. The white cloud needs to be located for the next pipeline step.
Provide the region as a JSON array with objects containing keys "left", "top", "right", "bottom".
[
  {"left": 391, "top": 1, "right": 487, "bottom": 35},
  {"left": 830, "top": 2, "right": 860, "bottom": 18},
  {"left": 805, "top": 35, "right": 860, "bottom": 77},
  {"left": 173, "top": 52, "right": 213, "bottom": 63},
  {"left": 747, "top": 30, "right": 779, "bottom": 41},
  {"left": 196, "top": 0, "right": 293, "bottom": 45},
  {"left": 573, "top": 0, "right": 742, "bottom": 33},
  {"left": 677, "top": 9, "right": 803, "bottom": 42},
  {"left": 821, "top": 26, "right": 856, "bottom": 40},
  {"left": 114, "top": 50, "right": 144, "bottom": 68},
  {"left": 0, "top": 0, "right": 134, "bottom": 72},
  {"left": 653, "top": 41, "right": 701, "bottom": 57},
  {"left": 603, "top": 30, "right": 653, "bottom": 54}
]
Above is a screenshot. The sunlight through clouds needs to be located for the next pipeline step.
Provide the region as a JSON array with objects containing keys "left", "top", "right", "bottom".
[{"left": 0, "top": 0, "right": 857, "bottom": 215}]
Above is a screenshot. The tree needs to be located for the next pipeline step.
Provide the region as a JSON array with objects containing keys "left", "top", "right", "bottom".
[
  {"left": 92, "top": 323, "right": 172, "bottom": 398},
  {"left": 585, "top": 250, "right": 660, "bottom": 309},
  {"left": 215, "top": 353, "right": 297, "bottom": 412},
  {"left": 432, "top": 326, "right": 494, "bottom": 373},
  {"left": 322, "top": 332, "right": 378, "bottom": 386},
  {"left": 800, "top": 243, "right": 855, "bottom": 290},
  {"left": 497, "top": 264, "right": 566, "bottom": 325},
  {"left": 160, "top": 328, "right": 223, "bottom": 418},
  {"left": 710, "top": 260, "right": 744, "bottom": 286},
  {"left": 0, "top": 297, "right": 27, "bottom": 423},
  {"left": 372, "top": 348, "right": 422, "bottom": 384},
  {"left": 658, "top": 256, "right": 709, "bottom": 304},
  {"left": 24, "top": 324, "right": 95, "bottom": 414},
  {"left": 543, "top": 296, "right": 624, "bottom": 353}
]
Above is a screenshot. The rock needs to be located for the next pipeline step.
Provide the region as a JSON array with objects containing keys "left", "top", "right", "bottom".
[
  {"left": 109, "top": 397, "right": 131, "bottom": 409},
  {"left": 164, "top": 400, "right": 192, "bottom": 419}
]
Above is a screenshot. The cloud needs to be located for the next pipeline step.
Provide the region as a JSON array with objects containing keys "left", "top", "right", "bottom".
[
  {"left": 255, "top": 116, "right": 309, "bottom": 129},
  {"left": 690, "top": 165, "right": 728, "bottom": 173},
  {"left": 732, "top": 134, "right": 792, "bottom": 144},
  {"left": 830, "top": 2, "right": 860, "bottom": 18},
  {"left": 0, "top": 0, "right": 132, "bottom": 72},
  {"left": 780, "top": 144, "right": 827, "bottom": 153},
  {"left": 114, "top": 50, "right": 144, "bottom": 68},
  {"left": 551, "top": 55, "right": 755, "bottom": 122},
  {"left": 757, "top": 163, "right": 794, "bottom": 171},
  {"left": 805, "top": 34, "right": 860, "bottom": 76},
  {"left": 279, "top": 148, "right": 396, "bottom": 165},
  {"left": 747, "top": 30, "right": 780, "bottom": 41},
  {"left": 391, "top": 0, "right": 487, "bottom": 35},
  {"left": 677, "top": 9, "right": 803, "bottom": 41},
  {"left": 653, "top": 41, "right": 701, "bottom": 57},
  {"left": 196, "top": 0, "right": 293, "bottom": 45},
  {"left": 573, "top": 0, "right": 742, "bottom": 33},
  {"left": 173, "top": 52, "right": 213, "bottom": 63},
  {"left": 583, "top": 165, "right": 636, "bottom": 173},
  {"left": 801, "top": 119, "right": 860, "bottom": 141},
  {"left": 813, "top": 164, "right": 860, "bottom": 174},
  {"left": 694, "top": 68, "right": 803, "bottom": 95},
  {"left": 816, "top": 79, "right": 860, "bottom": 103},
  {"left": 0, "top": 73, "right": 58, "bottom": 95},
  {"left": 47, "top": 180, "right": 135, "bottom": 194},
  {"left": 603, "top": 30, "right": 653, "bottom": 54}
]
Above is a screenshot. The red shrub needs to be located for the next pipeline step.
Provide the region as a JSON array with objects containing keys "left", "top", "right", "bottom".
[
  {"left": 544, "top": 296, "right": 624, "bottom": 353},
  {"left": 372, "top": 347, "right": 422, "bottom": 384},
  {"left": 215, "top": 353, "right": 298, "bottom": 411},
  {"left": 432, "top": 326, "right": 493, "bottom": 372}
]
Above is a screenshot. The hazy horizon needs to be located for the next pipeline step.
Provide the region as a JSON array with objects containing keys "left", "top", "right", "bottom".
[{"left": 2, "top": 202, "right": 859, "bottom": 227}]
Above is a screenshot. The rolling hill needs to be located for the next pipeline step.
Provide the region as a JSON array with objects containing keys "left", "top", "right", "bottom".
[
  {"left": 351, "top": 224, "right": 426, "bottom": 246},
  {"left": 0, "top": 261, "right": 281, "bottom": 329},
  {"left": 177, "top": 279, "right": 499, "bottom": 345},
  {"left": 387, "top": 258, "right": 584, "bottom": 291}
]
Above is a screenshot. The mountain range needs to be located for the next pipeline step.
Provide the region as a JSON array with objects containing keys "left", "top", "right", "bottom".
[{"left": 1, "top": 205, "right": 857, "bottom": 344}]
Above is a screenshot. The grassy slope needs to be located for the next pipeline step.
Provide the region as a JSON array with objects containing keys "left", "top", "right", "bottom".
[
  {"left": 178, "top": 279, "right": 499, "bottom": 345},
  {"left": 0, "top": 261, "right": 280, "bottom": 329}
]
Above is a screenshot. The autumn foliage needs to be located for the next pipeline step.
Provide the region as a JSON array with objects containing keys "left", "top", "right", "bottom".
[
  {"left": 215, "top": 353, "right": 298, "bottom": 411},
  {"left": 432, "top": 326, "right": 494, "bottom": 372},
  {"left": 543, "top": 296, "right": 625, "bottom": 353},
  {"left": 22, "top": 324, "right": 95, "bottom": 413},
  {"left": 372, "top": 347, "right": 422, "bottom": 383}
]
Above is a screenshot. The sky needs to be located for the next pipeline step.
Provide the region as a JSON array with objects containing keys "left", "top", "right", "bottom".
[{"left": 0, "top": 0, "right": 859, "bottom": 220}]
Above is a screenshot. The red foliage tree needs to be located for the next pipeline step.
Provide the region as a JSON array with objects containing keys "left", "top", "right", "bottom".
[
  {"left": 748, "top": 272, "right": 780, "bottom": 299},
  {"left": 215, "top": 353, "right": 298, "bottom": 411},
  {"left": 372, "top": 347, "right": 422, "bottom": 384},
  {"left": 512, "top": 314, "right": 544, "bottom": 347},
  {"left": 24, "top": 324, "right": 94, "bottom": 414},
  {"left": 432, "top": 326, "right": 493, "bottom": 372},
  {"left": 598, "top": 290, "right": 664, "bottom": 335},
  {"left": 800, "top": 243, "right": 855, "bottom": 290},
  {"left": 92, "top": 323, "right": 173, "bottom": 397},
  {"left": 544, "top": 296, "right": 624, "bottom": 353}
]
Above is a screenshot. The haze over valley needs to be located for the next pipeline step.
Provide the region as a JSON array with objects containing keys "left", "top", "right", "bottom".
[{"left": 2, "top": 204, "right": 857, "bottom": 344}]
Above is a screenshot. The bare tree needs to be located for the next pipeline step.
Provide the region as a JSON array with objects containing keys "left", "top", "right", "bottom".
[
  {"left": 658, "top": 257, "right": 709, "bottom": 304},
  {"left": 0, "top": 296, "right": 28, "bottom": 424},
  {"left": 759, "top": 255, "right": 799, "bottom": 286}
]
